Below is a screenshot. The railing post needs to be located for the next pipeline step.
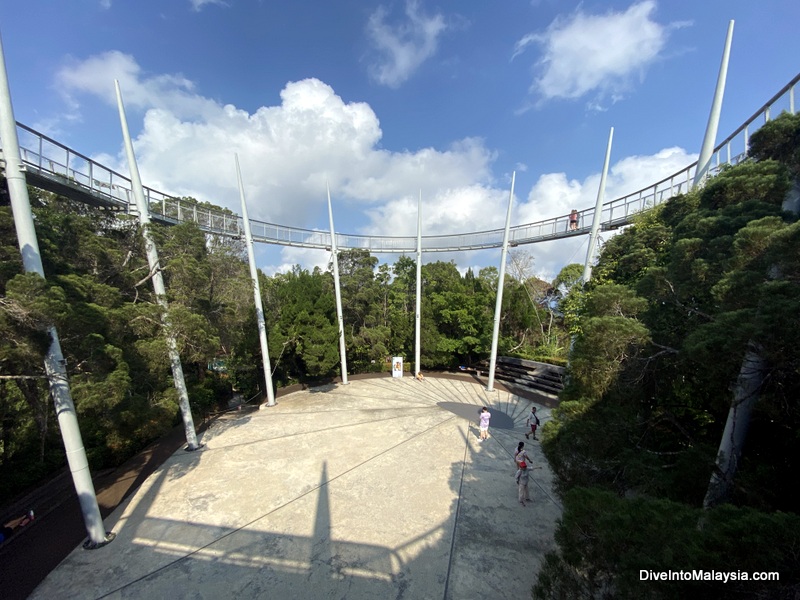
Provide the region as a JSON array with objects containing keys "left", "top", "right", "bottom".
[{"left": 744, "top": 126, "right": 749, "bottom": 156}]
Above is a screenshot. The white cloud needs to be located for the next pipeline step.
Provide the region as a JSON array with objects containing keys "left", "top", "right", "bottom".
[
  {"left": 364, "top": 184, "right": 509, "bottom": 239},
  {"left": 366, "top": 0, "right": 448, "bottom": 88},
  {"left": 266, "top": 246, "right": 331, "bottom": 277},
  {"left": 190, "top": 0, "right": 227, "bottom": 11},
  {"left": 514, "top": 1, "right": 685, "bottom": 107},
  {"left": 56, "top": 51, "right": 218, "bottom": 120},
  {"left": 54, "top": 52, "right": 696, "bottom": 280},
  {"left": 54, "top": 52, "right": 496, "bottom": 241},
  {"left": 513, "top": 145, "right": 697, "bottom": 279}
]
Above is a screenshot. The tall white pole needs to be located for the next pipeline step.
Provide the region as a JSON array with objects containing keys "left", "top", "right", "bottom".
[
  {"left": 327, "top": 183, "right": 349, "bottom": 384},
  {"left": 415, "top": 191, "right": 422, "bottom": 377},
  {"left": 235, "top": 155, "right": 275, "bottom": 407},
  {"left": 115, "top": 81, "right": 199, "bottom": 450},
  {"left": 487, "top": 172, "right": 515, "bottom": 392},
  {"left": 583, "top": 127, "right": 614, "bottom": 283},
  {"left": 693, "top": 20, "right": 734, "bottom": 189},
  {"left": 0, "top": 32, "right": 110, "bottom": 547}
]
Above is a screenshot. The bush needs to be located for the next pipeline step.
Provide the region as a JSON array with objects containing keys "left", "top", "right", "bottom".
[{"left": 533, "top": 487, "right": 800, "bottom": 600}]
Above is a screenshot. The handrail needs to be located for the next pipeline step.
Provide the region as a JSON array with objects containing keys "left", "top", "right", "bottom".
[{"left": 4, "top": 72, "right": 798, "bottom": 253}]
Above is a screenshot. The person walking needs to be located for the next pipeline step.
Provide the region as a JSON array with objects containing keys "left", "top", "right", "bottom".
[
  {"left": 515, "top": 462, "right": 530, "bottom": 506},
  {"left": 478, "top": 407, "right": 491, "bottom": 441},
  {"left": 569, "top": 209, "right": 579, "bottom": 231},
  {"left": 525, "top": 406, "right": 540, "bottom": 440},
  {"left": 514, "top": 441, "right": 531, "bottom": 473}
]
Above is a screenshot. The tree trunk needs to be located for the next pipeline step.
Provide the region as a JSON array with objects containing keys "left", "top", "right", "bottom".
[{"left": 702, "top": 342, "right": 767, "bottom": 508}]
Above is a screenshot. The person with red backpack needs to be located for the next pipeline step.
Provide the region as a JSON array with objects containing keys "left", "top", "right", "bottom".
[
  {"left": 515, "top": 461, "right": 530, "bottom": 506},
  {"left": 513, "top": 441, "right": 531, "bottom": 473}
]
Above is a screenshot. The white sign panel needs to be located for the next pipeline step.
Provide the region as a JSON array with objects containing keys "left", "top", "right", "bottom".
[{"left": 392, "top": 357, "right": 403, "bottom": 378}]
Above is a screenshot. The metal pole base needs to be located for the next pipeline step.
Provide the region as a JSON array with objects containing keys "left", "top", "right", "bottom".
[
  {"left": 184, "top": 443, "right": 205, "bottom": 452},
  {"left": 82, "top": 531, "right": 116, "bottom": 550}
]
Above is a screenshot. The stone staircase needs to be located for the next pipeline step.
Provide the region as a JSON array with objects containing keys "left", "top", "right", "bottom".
[{"left": 473, "top": 356, "right": 565, "bottom": 397}]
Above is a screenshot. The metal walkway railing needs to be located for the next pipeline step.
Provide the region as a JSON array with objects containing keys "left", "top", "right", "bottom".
[{"left": 5, "top": 72, "right": 798, "bottom": 253}]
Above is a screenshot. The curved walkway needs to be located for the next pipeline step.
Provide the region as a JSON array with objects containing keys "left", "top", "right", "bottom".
[
  {"left": 12, "top": 71, "right": 799, "bottom": 252},
  {"left": 29, "top": 376, "right": 561, "bottom": 600}
]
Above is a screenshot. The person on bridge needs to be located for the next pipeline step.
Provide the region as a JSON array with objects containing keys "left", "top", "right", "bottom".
[{"left": 569, "top": 209, "right": 579, "bottom": 231}]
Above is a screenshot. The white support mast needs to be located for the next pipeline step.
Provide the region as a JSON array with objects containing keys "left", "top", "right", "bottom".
[
  {"left": 327, "top": 183, "right": 349, "bottom": 384},
  {"left": 235, "top": 155, "right": 276, "bottom": 407},
  {"left": 693, "top": 20, "right": 734, "bottom": 189},
  {"left": 583, "top": 127, "right": 614, "bottom": 283},
  {"left": 1, "top": 32, "right": 111, "bottom": 548},
  {"left": 415, "top": 191, "right": 422, "bottom": 377},
  {"left": 487, "top": 172, "right": 515, "bottom": 392},
  {"left": 115, "top": 81, "right": 200, "bottom": 450}
]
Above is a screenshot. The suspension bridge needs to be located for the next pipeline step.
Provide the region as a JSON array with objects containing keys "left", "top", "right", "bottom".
[{"left": 5, "top": 72, "right": 798, "bottom": 254}]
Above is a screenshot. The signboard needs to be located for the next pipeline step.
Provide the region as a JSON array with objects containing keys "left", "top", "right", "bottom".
[{"left": 392, "top": 357, "right": 403, "bottom": 378}]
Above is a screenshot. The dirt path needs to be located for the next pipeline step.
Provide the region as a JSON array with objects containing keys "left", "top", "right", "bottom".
[{"left": 0, "top": 424, "right": 188, "bottom": 600}]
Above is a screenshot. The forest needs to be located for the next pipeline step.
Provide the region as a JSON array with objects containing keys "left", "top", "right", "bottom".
[
  {"left": 2, "top": 111, "right": 799, "bottom": 599},
  {"left": 534, "top": 112, "right": 800, "bottom": 599},
  {"left": 0, "top": 181, "right": 568, "bottom": 503}
]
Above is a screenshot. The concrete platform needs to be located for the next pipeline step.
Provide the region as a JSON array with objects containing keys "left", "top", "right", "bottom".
[{"left": 31, "top": 376, "right": 562, "bottom": 600}]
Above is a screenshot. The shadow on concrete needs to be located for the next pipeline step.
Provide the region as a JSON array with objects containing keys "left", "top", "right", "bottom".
[
  {"left": 13, "top": 378, "right": 559, "bottom": 599},
  {"left": 436, "top": 402, "right": 515, "bottom": 430}
]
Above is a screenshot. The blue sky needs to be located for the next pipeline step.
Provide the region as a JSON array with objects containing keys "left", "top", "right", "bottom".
[{"left": 1, "top": 0, "right": 798, "bottom": 281}]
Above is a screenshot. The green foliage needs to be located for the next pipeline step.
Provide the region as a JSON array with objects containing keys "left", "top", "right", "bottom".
[
  {"left": 748, "top": 111, "right": 800, "bottom": 177},
  {"left": 0, "top": 185, "right": 574, "bottom": 504},
  {"left": 563, "top": 284, "right": 650, "bottom": 400},
  {"left": 698, "top": 160, "right": 790, "bottom": 210},
  {"left": 553, "top": 262, "right": 584, "bottom": 293},
  {"left": 534, "top": 487, "right": 800, "bottom": 600},
  {"left": 540, "top": 115, "right": 800, "bottom": 596}
]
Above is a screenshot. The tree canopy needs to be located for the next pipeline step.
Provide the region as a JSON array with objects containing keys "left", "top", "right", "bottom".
[
  {"left": 537, "top": 112, "right": 800, "bottom": 599},
  {"left": 0, "top": 186, "right": 570, "bottom": 502}
]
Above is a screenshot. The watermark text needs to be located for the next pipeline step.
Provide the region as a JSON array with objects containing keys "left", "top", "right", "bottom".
[{"left": 640, "top": 570, "right": 779, "bottom": 584}]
